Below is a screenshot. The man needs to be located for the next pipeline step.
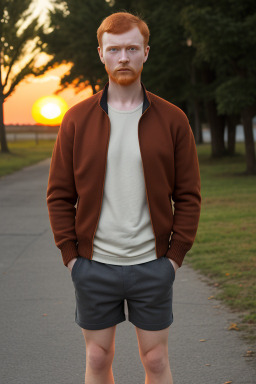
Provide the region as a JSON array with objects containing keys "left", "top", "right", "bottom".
[{"left": 46, "top": 11, "right": 201, "bottom": 384}]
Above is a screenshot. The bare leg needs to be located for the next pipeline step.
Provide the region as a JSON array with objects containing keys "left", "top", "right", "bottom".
[
  {"left": 136, "top": 326, "right": 173, "bottom": 384},
  {"left": 81, "top": 325, "right": 116, "bottom": 384}
]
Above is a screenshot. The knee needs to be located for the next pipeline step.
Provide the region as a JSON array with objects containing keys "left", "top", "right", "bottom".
[
  {"left": 87, "top": 344, "right": 114, "bottom": 373},
  {"left": 143, "top": 346, "right": 169, "bottom": 375}
]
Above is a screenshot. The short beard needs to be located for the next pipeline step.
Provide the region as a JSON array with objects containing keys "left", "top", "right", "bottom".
[{"left": 105, "top": 65, "right": 143, "bottom": 86}]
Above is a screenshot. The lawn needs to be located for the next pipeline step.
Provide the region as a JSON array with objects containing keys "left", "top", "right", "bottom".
[
  {"left": 187, "top": 142, "right": 256, "bottom": 342},
  {"left": 0, "top": 140, "right": 55, "bottom": 177}
]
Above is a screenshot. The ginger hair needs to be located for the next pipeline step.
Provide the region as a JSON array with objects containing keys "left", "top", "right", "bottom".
[{"left": 97, "top": 11, "right": 150, "bottom": 49}]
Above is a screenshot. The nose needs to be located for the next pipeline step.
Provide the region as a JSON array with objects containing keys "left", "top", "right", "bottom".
[{"left": 119, "top": 48, "right": 129, "bottom": 63}]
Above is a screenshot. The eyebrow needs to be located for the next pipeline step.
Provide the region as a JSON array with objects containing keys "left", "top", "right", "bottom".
[{"left": 106, "top": 43, "right": 141, "bottom": 49}]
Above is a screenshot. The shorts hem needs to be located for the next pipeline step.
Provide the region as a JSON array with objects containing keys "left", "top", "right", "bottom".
[
  {"left": 75, "top": 315, "right": 126, "bottom": 330},
  {"left": 129, "top": 317, "right": 173, "bottom": 331}
]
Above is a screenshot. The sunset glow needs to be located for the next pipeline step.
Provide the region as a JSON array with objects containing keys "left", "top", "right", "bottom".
[
  {"left": 41, "top": 103, "right": 61, "bottom": 119},
  {"left": 31, "top": 95, "right": 69, "bottom": 125}
]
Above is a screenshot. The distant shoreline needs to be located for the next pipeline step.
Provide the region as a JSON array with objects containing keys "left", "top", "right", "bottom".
[{"left": 5, "top": 125, "right": 60, "bottom": 133}]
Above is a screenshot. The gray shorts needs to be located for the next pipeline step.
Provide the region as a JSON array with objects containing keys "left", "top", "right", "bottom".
[{"left": 71, "top": 256, "right": 175, "bottom": 331}]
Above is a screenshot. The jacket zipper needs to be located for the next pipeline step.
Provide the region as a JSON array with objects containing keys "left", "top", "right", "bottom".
[
  {"left": 137, "top": 107, "right": 157, "bottom": 257},
  {"left": 90, "top": 111, "right": 111, "bottom": 259}
]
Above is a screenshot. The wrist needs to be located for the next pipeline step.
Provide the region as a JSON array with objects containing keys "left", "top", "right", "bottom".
[
  {"left": 67, "top": 257, "right": 77, "bottom": 271},
  {"left": 168, "top": 258, "right": 179, "bottom": 273}
]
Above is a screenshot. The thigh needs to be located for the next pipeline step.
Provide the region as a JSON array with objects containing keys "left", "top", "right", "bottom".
[
  {"left": 135, "top": 326, "right": 170, "bottom": 356},
  {"left": 81, "top": 325, "right": 117, "bottom": 352}
]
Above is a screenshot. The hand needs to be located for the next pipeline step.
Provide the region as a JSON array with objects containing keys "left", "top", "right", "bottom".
[
  {"left": 67, "top": 257, "right": 78, "bottom": 272},
  {"left": 168, "top": 258, "right": 179, "bottom": 274}
]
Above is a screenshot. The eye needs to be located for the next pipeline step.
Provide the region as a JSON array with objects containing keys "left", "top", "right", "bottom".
[
  {"left": 109, "top": 48, "right": 118, "bottom": 52},
  {"left": 129, "top": 47, "right": 137, "bottom": 51}
]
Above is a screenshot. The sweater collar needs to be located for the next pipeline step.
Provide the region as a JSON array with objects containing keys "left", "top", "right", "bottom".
[{"left": 99, "top": 81, "right": 150, "bottom": 114}]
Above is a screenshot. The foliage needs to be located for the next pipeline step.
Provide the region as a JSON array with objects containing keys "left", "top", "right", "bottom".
[
  {"left": 0, "top": 0, "right": 44, "bottom": 152},
  {"left": 180, "top": 0, "right": 256, "bottom": 116},
  {"left": 37, "top": 0, "right": 112, "bottom": 93},
  {"left": 0, "top": 0, "right": 42, "bottom": 100}
]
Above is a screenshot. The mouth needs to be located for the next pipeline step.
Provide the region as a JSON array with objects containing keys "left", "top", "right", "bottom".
[{"left": 118, "top": 69, "right": 131, "bottom": 71}]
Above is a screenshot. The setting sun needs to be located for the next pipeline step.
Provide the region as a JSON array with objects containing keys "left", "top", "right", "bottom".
[{"left": 32, "top": 95, "right": 68, "bottom": 125}]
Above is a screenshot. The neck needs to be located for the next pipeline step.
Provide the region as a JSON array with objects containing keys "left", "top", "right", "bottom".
[{"left": 107, "top": 78, "right": 144, "bottom": 110}]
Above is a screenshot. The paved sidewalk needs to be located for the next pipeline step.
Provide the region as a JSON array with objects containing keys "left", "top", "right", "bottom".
[{"left": 0, "top": 158, "right": 255, "bottom": 384}]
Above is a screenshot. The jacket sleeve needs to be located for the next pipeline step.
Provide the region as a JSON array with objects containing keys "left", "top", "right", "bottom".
[
  {"left": 46, "top": 111, "right": 79, "bottom": 267},
  {"left": 166, "top": 113, "right": 201, "bottom": 267}
]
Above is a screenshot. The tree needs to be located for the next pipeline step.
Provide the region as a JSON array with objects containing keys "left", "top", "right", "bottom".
[
  {"left": 0, "top": 0, "right": 42, "bottom": 153},
  {"left": 181, "top": 0, "right": 256, "bottom": 173},
  {"left": 37, "top": 0, "right": 111, "bottom": 95}
]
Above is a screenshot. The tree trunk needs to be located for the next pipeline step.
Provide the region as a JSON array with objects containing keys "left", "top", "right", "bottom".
[
  {"left": 193, "top": 99, "right": 203, "bottom": 144},
  {"left": 241, "top": 108, "right": 256, "bottom": 174},
  {"left": 0, "top": 96, "right": 9, "bottom": 153},
  {"left": 205, "top": 99, "right": 226, "bottom": 157},
  {"left": 201, "top": 65, "right": 226, "bottom": 156},
  {"left": 90, "top": 80, "right": 97, "bottom": 95},
  {"left": 190, "top": 64, "right": 202, "bottom": 144},
  {"left": 226, "top": 115, "right": 239, "bottom": 155}
]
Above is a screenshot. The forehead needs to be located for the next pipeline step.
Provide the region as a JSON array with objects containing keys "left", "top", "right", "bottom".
[{"left": 102, "top": 26, "right": 144, "bottom": 47}]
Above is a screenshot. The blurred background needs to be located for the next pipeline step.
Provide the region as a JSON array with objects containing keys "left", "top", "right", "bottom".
[
  {"left": 0, "top": 0, "right": 256, "bottom": 341},
  {"left": 1, "top": 0, "right": 256, "bottom": 165}
]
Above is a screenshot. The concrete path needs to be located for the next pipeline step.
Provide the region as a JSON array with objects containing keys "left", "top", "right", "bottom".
[{"left": 0, "top": 158, "right": 255, "bottom": 384}]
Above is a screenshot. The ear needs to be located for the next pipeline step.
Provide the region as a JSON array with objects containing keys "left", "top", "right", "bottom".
[
  {"left": 143, "top": 45, "right": 150, "bottom": 64},
  {"left": 98, "top": 46, "right": 105, "bottom": 64}
]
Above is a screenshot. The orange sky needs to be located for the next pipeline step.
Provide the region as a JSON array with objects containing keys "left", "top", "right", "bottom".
[
  {"left": 4, "top": 63, "right": 93, "bottom": 125},
  {"left": 4, "top": 0, "right": 94, "bottom": 125}
]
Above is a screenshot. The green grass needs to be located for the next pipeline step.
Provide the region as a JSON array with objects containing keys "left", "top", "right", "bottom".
[
  {"left": 0, "top": 140, "right": 55, "bottom": 177},
  {"left": 1, "top": 139, "right": 256, "bottom": 341},
  {"left": 187, "top": 142, "right": 256, "bottom": 342}
]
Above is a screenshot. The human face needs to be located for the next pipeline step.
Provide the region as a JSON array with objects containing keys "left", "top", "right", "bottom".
[{"left": 98, "top": 27, "right": 150, "bottom": 86}]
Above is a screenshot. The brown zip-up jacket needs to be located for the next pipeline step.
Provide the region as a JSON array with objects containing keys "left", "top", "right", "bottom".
[{"left": 46, "top": 81, "right": 201, "bottom": 268}]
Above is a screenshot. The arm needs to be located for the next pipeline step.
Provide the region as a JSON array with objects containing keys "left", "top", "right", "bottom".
[
  {"left": 166, "top": 113, "right": 201, "bottom": 267},
  {"left": 46, "top": 111, "right": 79, "bottom": 267}
]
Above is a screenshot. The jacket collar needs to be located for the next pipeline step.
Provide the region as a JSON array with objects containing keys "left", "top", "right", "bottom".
[{"left": 99, "top": 81, "right": 150, "bottom": 114}]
